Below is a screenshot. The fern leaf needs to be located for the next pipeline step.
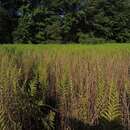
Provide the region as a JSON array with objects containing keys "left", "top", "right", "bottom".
[{"left": 101, "top": 81, "right": 121, "bottom": 122}]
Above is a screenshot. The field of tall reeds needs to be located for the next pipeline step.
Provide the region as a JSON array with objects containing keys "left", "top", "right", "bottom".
[{"left": 0, "top": 44, "right": 130, "bottom": 130}]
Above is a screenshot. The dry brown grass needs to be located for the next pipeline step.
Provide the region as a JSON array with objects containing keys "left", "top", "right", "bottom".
[{"left": 0, "top": 44, "right": 130, "bottom": 130}]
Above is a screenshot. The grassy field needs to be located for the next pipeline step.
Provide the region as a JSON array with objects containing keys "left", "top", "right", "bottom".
[{"left": 0, "top": 44, "right": 130, "bottom": 130}]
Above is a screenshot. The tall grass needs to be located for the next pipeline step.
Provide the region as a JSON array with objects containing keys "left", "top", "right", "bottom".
[{"left": 0, "top": 44, "right": 130, "bottom": 130}]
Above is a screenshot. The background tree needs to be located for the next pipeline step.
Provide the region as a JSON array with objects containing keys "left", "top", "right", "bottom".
[
  {"left": 0, "top": 0, "right": 130, "bottom": 43},
  {"left": 0, "top": 7, "right": 13, "bottom": 43},
  {"left": 78, "top": 0, "right": 130, "bottom": 42}
]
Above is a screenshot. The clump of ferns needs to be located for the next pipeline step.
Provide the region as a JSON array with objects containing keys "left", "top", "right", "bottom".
[
  {"left": 123, "top": 80, "right": 130, "bottom": 129},
  {"left": 5, "top": 69, "right": 56, "bottom": 130},
  {"left": 99, "top": 81, "right": 122, "bottom": 130},
  {"left": 21, "top": 72, "right": 55, "bottom": 130}
]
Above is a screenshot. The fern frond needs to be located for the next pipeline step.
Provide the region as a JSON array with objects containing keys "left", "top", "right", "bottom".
[
  {"left": 41, "top": 111, "right": 55, "bottom": 130},
  {"left": 0, "top": 106, "right": 10, "bottom": 130},
  {"left": 96, "top": 79, "right": 107, "bottom": 114},
  {"left": 101, "top": 81, "right": 121, "bottom": 122}
]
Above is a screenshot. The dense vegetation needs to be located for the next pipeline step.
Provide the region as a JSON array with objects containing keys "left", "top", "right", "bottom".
[
  {"left": 0, "top": 44, "right": 130, "bottom": 130},
  {"left": 0, "top": 0, "right": 130, "bottom": 43}
]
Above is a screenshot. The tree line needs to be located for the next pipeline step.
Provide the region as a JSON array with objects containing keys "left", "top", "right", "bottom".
[{"left": 0, "top": 0, "right": 130, "bottom": 44}]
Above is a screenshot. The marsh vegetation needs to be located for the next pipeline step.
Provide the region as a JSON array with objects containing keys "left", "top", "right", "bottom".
[{"left": 0, "top": 44, "right": 130, "bottom": 130}]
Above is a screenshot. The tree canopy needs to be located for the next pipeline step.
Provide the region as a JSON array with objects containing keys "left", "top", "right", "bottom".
[{"left": 0, "top": 0, "right": 130, "bottom": 43}]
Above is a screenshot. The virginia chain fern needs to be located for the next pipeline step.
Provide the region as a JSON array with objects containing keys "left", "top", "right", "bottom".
[
  {"left": 0, "top": 105, "right": 12, "bottom": 130},
  {"left": 101, "top": 81, "right": 121, "bottom": 121}
]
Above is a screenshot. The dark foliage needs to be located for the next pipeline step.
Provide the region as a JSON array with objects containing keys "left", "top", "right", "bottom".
[
  {"left": 0, "top": 0, "right": 130, "bottom": 43},
  {"left": 0, "top": 7, "right": 13, "bottom": 43}
]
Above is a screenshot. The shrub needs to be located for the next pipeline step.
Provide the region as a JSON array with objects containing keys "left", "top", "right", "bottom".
[{"left": 78, "top": 33, "right": 107, "bottom": 44}]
